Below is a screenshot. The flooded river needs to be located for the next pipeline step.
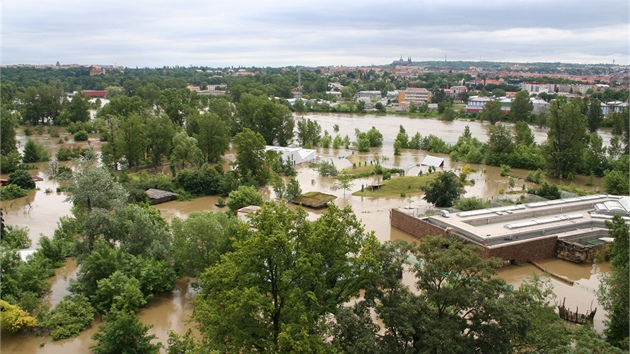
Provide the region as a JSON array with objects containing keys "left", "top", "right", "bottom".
[{"left": 1, "top": 115, "right": 615, "bottom": 352}]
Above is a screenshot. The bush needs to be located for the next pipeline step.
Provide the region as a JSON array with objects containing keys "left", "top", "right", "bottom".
[
  {"left": 22, "top": 139, "right": 50, "bottom": 163},
  {"left": 48, "top": 126, "right": 60, "bottom": 137},
  {"left": 42, "top": 295, "right": 95, "bottom": 340},
  {"left": 500, "top": 164, "right": 512, "bottom": 177},
  {"left": 526, "top": 169, "right": 545, "bottom": 184},
  {"left": 454, "top": 197, "right": 490, "bottom": 211},
  {"left": 0, "top": 151, "right": 22, "bottom": 174},
  {"left": 74, "top": 131, "right": 89, "bottom": 141},
  {"left": 1, "top": 226, "right": 31, "bottom": 249},
  {"left": 227, "top": 185, "right": 263, "bottom": 212},
  {"left": 317, "top": 160, "right": 338, "bottom": 177},
  {"left": 530, "top": 182, "right": 561, "bottom": 200},
  {"left": 7, "top": 170, "right": 35, "bottom": 190}
]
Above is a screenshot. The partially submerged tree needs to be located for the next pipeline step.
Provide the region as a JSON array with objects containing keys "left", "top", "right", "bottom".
[{"left": 422, "top": 171, "right": 465, "bottom": 207}]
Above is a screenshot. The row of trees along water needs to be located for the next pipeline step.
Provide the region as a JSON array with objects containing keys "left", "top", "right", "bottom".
[
  {"left": 0, "top": 66, "right": 628, "bottom": 352},
  {"left": 2, "top": 158, "right": 628, "bottom": 352}
]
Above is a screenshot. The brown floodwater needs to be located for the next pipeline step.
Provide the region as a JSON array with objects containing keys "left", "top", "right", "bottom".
[{"left": 1, "top": 115, "right": 615, "bottom": 353}]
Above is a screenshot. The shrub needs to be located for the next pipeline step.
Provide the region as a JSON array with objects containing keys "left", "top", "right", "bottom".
[
  {"left": 48, "top": 126, "right": 60, "bottom": 137},
  {"left": 317, "top": 160, "right": 338, "bottom": 177},
  {"left": 454, "top": 197, "right": 490, "bottom": 211},
  {"left": 0, "top": 184, "right": 30, "bottom": 201},
  {"left": 22, "top": 139, "right": 50, "bottom": 163},
  {"left": 73, "top": 131, "right": 89, "bottom": 141},
  {"left": 7, "top": 170, "right": 35, "bottom": 190},
  {"left": 526, "top": 169, "right": 545, "bottom": 184},
  {"left": 500, "top": 164, "right": 512, "bottom": 177},
  {"left": 1, "top": 226, "right": 31, "bottom": 249},
  {"left": 42, "top": 295, "right": 95, "bottom": 340},
  {"left": 530, "top": 182, "right": 561, "bottom": 200}
]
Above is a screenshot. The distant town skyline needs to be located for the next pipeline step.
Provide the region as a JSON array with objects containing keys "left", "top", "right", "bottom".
[{"left": 3, "top": 0, "right": 628, "bottom": 68}]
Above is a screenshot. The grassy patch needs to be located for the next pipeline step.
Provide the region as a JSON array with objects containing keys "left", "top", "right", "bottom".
[
  {"left": 292, "top": 191, "right": 337, "bottom": 208},
  {"left": 353, "top": 174, "right": 438, "bottom": 197},
  {"left": 341, "top": 164, "right": 376, "bottom": 176}
]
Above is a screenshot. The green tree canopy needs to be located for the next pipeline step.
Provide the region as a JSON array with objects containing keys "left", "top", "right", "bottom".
[
  {"left": 480, "top": 100, "right": 503, "bottom": 125},
  {"left": 172, "top": 211, "right": 242, "bottom": 277},
  {"left": 509, "top": 90, "right": 533, "bottom": 122},
  {"left": 233, "top": 128, "right": 269, "bottom": 185},
  {"left": 542, "top": 97, "right": 588, "bottom": 179},
  {"left": 92, "top": 311, "right": 162, "bottom": 354},
  {"left": 598, "top": 215, "right": 629, "bottom": 350},
  {"left": 422, "top": 171, "right": 465, "bottom": 207},
  {"left": 193, "top": 203, "right": 381, "bottom": 353}
]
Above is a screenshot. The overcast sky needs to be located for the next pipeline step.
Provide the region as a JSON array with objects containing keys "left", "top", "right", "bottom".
[{"left": 2, "top": 0, "right": 628, "bottom": 68}]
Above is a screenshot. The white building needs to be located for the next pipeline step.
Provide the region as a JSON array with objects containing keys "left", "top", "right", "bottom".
[{"left": 265, "top": 146, "right": 317, "bottom": 165}]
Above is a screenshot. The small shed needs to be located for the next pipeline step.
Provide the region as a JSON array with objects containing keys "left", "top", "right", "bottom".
[
  {"left": 145, "top": 189, "right": 178, "bottom": 205},
  {"left": 421, "top": 155, "right": 444, "bottom": 168}
]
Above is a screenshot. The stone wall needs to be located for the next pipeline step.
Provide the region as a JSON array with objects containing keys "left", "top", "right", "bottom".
[{"left": 556, "top": 239, "right": 606, "bottom": 264}]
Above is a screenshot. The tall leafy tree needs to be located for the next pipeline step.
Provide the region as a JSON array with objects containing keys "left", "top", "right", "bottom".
[
  {"left": 193, "top": 203, "right": 380, "bottom": 353},
  {"left": 479, "top": 100, "right": 503, "bottom": 125},
  {"left": 233, "top": 128, "right": 269, "bottom": 185},
  {"left": 598, "top": 215, "right": 629, "bottom": 350},
  {"left": 208, "top": 96, "right": 238, "bottom": 135},
  {"left": 486, "top": 123, "right": 515, "bottom": 166},
  {"left": 296, "top": 118, "right": 322, "bottom": 147},
  {"left": 509, "top": 90, "right": 533, "bottom": 122},
  {"left": 514, "top": 121, "right": 535, "bottom": 146},
  {"left": 169, "top": 131, "right": 203, "bottom": 174},
  {"left": 159, "top": 88, "right": 199, "bottom": 126},
  {"left": 334, "top": 238, "right": 572, "bottom": 353},
  {"left": 0, "top": 106, "right": 18, "bottom": 155},
  {"left": 542, "top": 97, "right": 587, "bottom": 179},
  {"left": 145, "top": 113, "right": 175, "bottom": 169},
  {"left": 64, "top": 164, "right": 128, "bottom": 214},
  {"left": 237, "top": 93, "right": 295, "bottom": 146},
  {"left": 193, "top": 112, "right": 230, "bottom": 163},
  {"left": 422, "top": 171, "right": 464, "bottom": 207},
  {"left": 118, "top": 112, "right": 147, "bottom": 170},
  {"left": 61, "top": 91, "right": 91, "bottom": 124},
  {"left": 172, "top": 211, "right": 241, "bottom": 277},
  {"left": 586, "top": 97, "right": 604, "bottom": 133}
]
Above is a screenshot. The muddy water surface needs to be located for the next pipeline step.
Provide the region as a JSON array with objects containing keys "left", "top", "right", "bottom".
[{"left": 2, "top": 115, "right": 614, "bottom": 353}]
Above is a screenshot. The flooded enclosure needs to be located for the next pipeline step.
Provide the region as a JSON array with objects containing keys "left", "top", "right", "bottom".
[{"left": 1, "top": 115, "right": 616, "bottom": 353}]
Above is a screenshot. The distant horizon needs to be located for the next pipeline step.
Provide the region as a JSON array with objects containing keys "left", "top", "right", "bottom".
[
  {"left": 2, "top": 59, "right": 626, "bottom": 69},
  {"left": 4, "top": 1, "right": 627, "bottom": 69}
]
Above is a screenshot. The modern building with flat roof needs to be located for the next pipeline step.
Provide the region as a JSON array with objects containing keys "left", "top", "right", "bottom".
[{"left": 391, "top": 195, "right": 630, "bottom": 263}]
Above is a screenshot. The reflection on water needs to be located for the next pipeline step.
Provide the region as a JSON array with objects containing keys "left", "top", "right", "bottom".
[
  {"left": 46, "top": 258, "right": 78, "bottom": 307},
  {"left": 2, "top": 116, "right": 614, "bottom": 353}
]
